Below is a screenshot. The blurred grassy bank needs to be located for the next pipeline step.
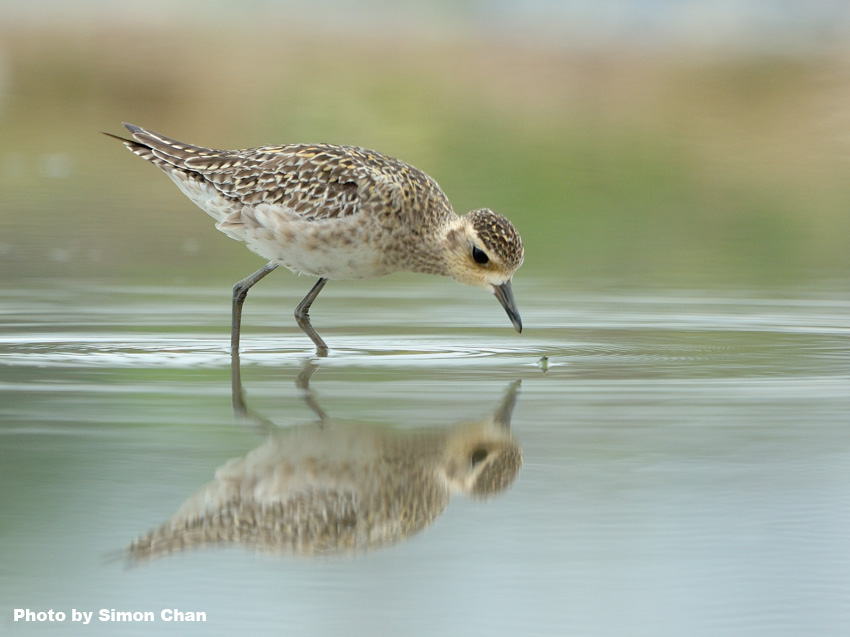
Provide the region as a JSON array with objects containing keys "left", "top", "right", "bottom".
[{"left": 1, "top": 24, "right": 849, "bottom": 289}]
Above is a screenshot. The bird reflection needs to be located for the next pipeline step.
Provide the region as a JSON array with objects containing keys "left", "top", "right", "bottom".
[{"left": 128, "top": 360, "right": 522, "bottom": 562}]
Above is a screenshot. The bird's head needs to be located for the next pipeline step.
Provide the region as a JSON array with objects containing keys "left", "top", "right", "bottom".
[{"left": 443, "top": 208, "right": 524, "bottom": 332}]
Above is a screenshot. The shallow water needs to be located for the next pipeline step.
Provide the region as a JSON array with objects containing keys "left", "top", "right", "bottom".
[{"left": 2, "top": 279, "right": 849, "bottom": 636}]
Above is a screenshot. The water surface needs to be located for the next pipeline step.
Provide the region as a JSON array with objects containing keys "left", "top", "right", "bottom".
[{"left": 1, "top": 280, "right": 849, "bottom": 636}]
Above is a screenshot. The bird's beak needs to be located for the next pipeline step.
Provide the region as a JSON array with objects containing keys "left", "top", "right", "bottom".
[{"left": 494, "top": 281, "right": 522, "bottom": 333}]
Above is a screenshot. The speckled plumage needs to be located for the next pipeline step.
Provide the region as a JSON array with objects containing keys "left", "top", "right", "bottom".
[
  {"left": 108, "top": 123, "right": 525, "bottom": 352},
  {"left": 127, "top": 380, "right": 522, "bottom": 562}
]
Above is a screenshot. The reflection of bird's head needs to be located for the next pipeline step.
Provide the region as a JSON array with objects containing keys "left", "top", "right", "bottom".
[{"left": 442, "top": 422, "right": 523, "bottom": 500}]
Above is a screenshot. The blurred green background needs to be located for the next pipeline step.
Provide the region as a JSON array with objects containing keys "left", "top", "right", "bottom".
[{"left": 2, "top": 1, "right": 849, "bottom": 290}]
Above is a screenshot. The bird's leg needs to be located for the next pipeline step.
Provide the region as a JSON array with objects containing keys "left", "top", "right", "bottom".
[
  {"left": 231, "top": 261, "right": 279, "bottom": 355},
  {"left": 294, "top": 278, "right": 329, "bottom": 356}
]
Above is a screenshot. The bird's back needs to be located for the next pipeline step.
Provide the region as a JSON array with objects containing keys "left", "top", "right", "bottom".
[{"left": 118, "top": 124, "right": 453, "bottom": 227}]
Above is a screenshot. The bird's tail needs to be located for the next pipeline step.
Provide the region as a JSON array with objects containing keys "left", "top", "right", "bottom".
[{"left": 103, "top": 122, "right": 219, "bottom": 172}]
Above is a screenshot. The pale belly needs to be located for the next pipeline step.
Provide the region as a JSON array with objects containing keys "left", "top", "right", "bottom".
[
  {"left": 231, "top": 217, "right": 395, "bottom": 280},
  {"left": 171, "top": 174, "right": 397, "bottom": 280}
]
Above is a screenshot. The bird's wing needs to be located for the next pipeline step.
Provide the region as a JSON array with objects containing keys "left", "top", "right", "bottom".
[{"left": 118, "top": 123, "right": 404, "bottom": 221}]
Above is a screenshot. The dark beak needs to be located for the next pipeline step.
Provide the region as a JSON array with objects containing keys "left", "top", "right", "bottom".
[{"left": 494, "top": 281, "right": 522, "bottom": 333}]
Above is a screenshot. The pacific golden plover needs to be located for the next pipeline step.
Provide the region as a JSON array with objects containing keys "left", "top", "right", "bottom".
[{"left": 107, "top": 123, "right": 524, "bottom": 354}]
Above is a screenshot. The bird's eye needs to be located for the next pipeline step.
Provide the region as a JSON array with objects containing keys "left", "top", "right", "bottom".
[
  {"left": 472, "top": 246, "right": 489, "bottom": 265},
  {"left": 470, "top": 448, "right": 489, "bottom": 466}
]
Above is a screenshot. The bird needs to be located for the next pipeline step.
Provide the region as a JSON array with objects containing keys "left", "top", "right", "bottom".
[
  {"left": 106, "top": 123, "right": 524, "bottom": 354},
  {"left": 127, "top": 370, "right": 522, "bottom": 562}
]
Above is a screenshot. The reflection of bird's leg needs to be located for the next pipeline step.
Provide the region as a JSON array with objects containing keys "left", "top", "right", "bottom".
[
  {"left": 296, "top": 360, "right": 329, "bottom": 424},
  {"left": 295, "top": 360, "right": 320, "bottom": 391},
  {"left": 231, "top": 355, "right": 328, "bottom": 431},
  {"left": 229, "top": 343, "right": 277, "bottom": 433},
  {"left": 231, "top": 346, "right": 247, "bottom": 418},
  {"left": 494, "top": 380, "right": 522, "bottom": 430}
]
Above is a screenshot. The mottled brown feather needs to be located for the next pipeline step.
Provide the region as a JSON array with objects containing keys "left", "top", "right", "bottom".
[{"left": 121, "top": 123, "right": 452, "bottom": 226}]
